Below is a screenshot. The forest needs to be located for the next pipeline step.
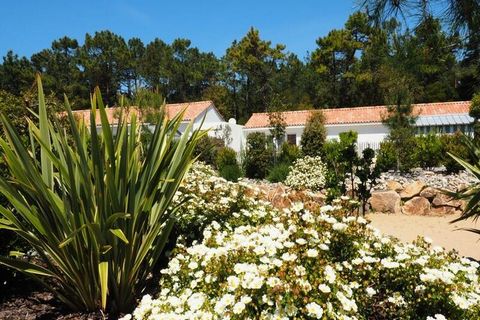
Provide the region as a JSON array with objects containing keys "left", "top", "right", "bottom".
[{"left": 0, "top": 10, "right": 478, "bottom": 124}]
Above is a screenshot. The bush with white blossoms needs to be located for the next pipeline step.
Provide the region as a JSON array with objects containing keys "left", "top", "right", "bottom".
[
  {"left": 285, "top": 156, "right": 327, "bottom": 191},
  {"left": 173, "top": 162, "right": 274, "bottom": 243},
  {"left": 124, "top": 168, "right": 480, "bottom": 320}
]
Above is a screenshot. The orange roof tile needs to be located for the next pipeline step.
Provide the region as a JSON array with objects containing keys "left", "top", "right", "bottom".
[
  {"left": 71, "top": 100, "right": 215, "bottom": 124},
  {"left": 244, "top": 101, "right": 471, "bottom": 128}
]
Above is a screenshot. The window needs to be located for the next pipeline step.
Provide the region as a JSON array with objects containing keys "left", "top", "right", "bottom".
[{"left": 287, "top": 134, "right": 296, "bottom": 145}]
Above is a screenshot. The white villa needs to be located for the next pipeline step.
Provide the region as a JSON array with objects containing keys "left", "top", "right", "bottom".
[
  {"left": 73, "top": 100, "right": 473, "bottom": 154},
  {"left": 72, "top": 100, "right": 245, "bottom": 152},
  {"left": 243, "top": 101, "right": 473, "bottom": 152}
]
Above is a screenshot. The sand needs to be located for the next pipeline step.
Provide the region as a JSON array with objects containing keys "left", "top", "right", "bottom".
[{"left": 366, "top": 213, "right": 480, "bottom": 260}]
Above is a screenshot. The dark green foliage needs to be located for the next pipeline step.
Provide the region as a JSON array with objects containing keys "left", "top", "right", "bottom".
[
  {"left": 470, "top": 92, "right": 480, "bottom": 140},
  {"left": 244, "top": 132, "right": 274, "bottom": 179},
  {"left": 449, "top": 135, "right": 480, "bottom": 235},
  {"left": 268, "top": 112, "right": 286, "bottom": 149},
  {"left": 267, "top": 163, "right": 291, "bottom": 183},
  {"left": 357, "top": 148, "right": 381, "bottom": 214},
  {"left": 322, "top": 131, "right": 360, "bottom": 202},
  {"left": 216, "top": 147, "right": 238, "bottom": 168},
  {"left": 414, "top": 133, "right": 443, "bottom": 169},
  {"left": 0, "top": 9, "right": 477, "bottom": 123},
  {"left": 278, "top": 142, "right": 301, "bottom": 164},
  {"left": 301, "top": 111, "right": 326, "bottom": 157},
  {"left": 193, "top": 135, "right": 224, "bottom": 166},
  {"left": 376, "top": 140, "right": 397, "bottom": 172},
  {"left": 441, "top": 132, "right": 471, "bottom": 173},
  {"left": 382, "top": 78, "right": 418, "bottom": 172},
  {"left": 219, "top": 165, "right": 243, "bottom": 181},
  {"left": 216, "top": 147, "right": 243, "bottom": 181}
]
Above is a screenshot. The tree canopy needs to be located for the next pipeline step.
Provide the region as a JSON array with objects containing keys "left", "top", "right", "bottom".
[{"left": 0, "top": 11, "right": 477, "bottom": 123}]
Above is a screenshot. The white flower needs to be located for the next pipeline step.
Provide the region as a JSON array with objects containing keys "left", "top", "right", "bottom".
[
  {"left": 336, "top": 291, "right": 357, "bottom": 312},
  {"left": 233, "top": 301, "right": 246, "bottom": 314},
  {"left": 366, "top": 287, "right": 376, "bottom": 296},
  {"left": 318, "top": 284, "right": 331, "bottom": 293},
  {"left": 426, "top": 315, "right": 447, "bottom": 320},
  {"left": 324, "top": 265, "right": 336, "bottom": 284},
  {"left": 333, "top": 223, "right": 348, "bottom": 231},
  {"left": 187, "top": 293, "right": 205, "bottom": 311},
  {"left": 306, "top": 249, "right": 319, "bottom": 258},
  {"left": 306, "top": 302, "right": 323, "bottom": 318},
  {"left": 381, "top": 259, "right": 400, "bottom": 269},
  {"left": 227, "top": 276, "right": 240, "bottom": 290},
  {"left": 296, "top": 238, "right": 307, "bottom": 245}
]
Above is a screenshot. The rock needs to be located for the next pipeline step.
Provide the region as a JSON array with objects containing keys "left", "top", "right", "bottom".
[
  {"left": 419, "top": 187, "right": 438, "bottom": 200},
  {"left": 399, "top": 181, "right": 426, "bottom": 200},
  {"left": 369, "top": 191, "right": 401, "bottom": 214},
  {"left": 432, "top": 193, "right": 463, "bottom": 208},
  {"left": 402, "top": 196, "right": 431, "bottom": 215},
  {"left": 386, "top": 180, "right": 403, "bottom": 192},
  {"left": 430, "top": 206, "right": 461, "bottom": 216}
]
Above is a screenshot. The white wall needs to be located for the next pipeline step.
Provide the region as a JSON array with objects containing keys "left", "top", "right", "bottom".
[
  {"left": 192, "top": 106, "right": 224, "bottom": 130},
  {"left": 243, "top": 122, "right": 389, "bottom": 152}
]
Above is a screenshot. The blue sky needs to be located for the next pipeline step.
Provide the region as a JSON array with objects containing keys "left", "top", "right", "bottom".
[{"left": 0, "top": 1, "right": 360, "bottom": 60}]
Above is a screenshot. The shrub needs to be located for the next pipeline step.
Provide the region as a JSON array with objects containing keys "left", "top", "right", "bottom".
[
  {"left": 174, "top": 162, "right": 271, "bottom": 243},
  {"left": 0, "top": 77, "right": 203, "bottom": 314},
  {"left": 415, "top": 133, "right": 443, "bottom": 169},
  {"left": 322, "top": 132, "right": 359, "bottom": 200},
  {"left": 216, "top": 147, "right": 243, "bottom": 181},
  {"left": 127, "top": 200, "right": 480, "bottom": 320},
  {"left": 267, "top": 162, "right": 291, "bottom": 183},
  {"left": 193, "top": 135, "right": 224, "bottom": 166},
  {"left": 244, "top": 132, "right": 274, "bottom": 179},
  {"left": 376, "top": 140, "right": 397, "bottom": 172},
  {"left": 216, "top": 147, "right": 238, "bottom": 168},
  {"left": 219, "top": 165, "right": 243, "bottom": 182},
  {"left": 285, "top": 156, "right": 327, "bottom": 191},
  {"left": 441, "top": 132, "right": 471, "bottom": 173},
  {"left": 301, "top": 111, "right": 326, "bottom": 157},
  {"left": 278, "top": 142, "right": 301, "bottom": 164}
]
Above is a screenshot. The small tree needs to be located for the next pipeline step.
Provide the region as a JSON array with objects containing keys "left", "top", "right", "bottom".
[
  {"left": 339, "top": 131, "right": 359, "bottom": 197},
  {"left": 244, "top": 132, "right": 274, "bottom": 179},
  {"left": 382, "top": 78, "right": 417, "bottom": 172},
  {"left": 469, "top": 92, "right": 480, "bottom": 141},
  {"left": 301, "top": 110, "right": 327, "bottom": 156},
  {"left": 269, "top": 112, "right": 286, "bottom": 149},
  {"left": 356, "top": 147, "right": 380, "bottom": 215}
]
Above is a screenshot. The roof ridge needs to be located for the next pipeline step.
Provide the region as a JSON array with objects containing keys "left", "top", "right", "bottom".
[{"left": 250, "top": 101, "right": 471, "bottom": 116}]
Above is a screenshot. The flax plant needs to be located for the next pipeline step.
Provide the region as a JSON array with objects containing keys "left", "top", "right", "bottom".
[{"left": 0, "top": 75, "right": 204, "bottom": 314}]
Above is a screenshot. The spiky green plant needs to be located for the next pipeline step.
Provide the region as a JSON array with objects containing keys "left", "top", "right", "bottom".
[
  {"left": 448, "top": 135, "right": 480, "bottom": 234},
  {"left": 0, "top": 75, "right": 205, "bottom": 314}
]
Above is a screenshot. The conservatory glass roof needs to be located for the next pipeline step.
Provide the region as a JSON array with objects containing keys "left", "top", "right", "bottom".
[{"left": 415, "top": 113, "right": 473, "bottom": 126}]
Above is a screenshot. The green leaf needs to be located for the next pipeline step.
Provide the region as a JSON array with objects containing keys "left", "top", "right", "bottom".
[
  {"left": 109, "top": 228, "right": 129, "bottom": 244},
  {"left": 98, "top": 261, "right": 109, "bottom": 310}
]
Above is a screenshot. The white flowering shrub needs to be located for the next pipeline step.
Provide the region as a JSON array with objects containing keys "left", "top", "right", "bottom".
[
  {"left": 126, "top": 194, "right": 480, "bottom": 319},
  {"left": 285, "top": 156, "right": 327, "bottom": 191},
  {"left": 174, "top": 162, "right": 274, "bottom": 243}
]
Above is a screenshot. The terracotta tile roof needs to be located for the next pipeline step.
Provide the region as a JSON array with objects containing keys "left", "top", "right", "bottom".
[
  {"left": 71, "top": 100, "right": 214, "bottom": 124},
  {"left": 244, "top": 101, "right": 472, "bottom": 128}
]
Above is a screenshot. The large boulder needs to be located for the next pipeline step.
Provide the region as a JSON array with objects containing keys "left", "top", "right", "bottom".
[
  {"left": 402, "top": 196, "right": 431, "bottom": 215},
  {"left": 432, "top": 193, "right": 463, "bottom": 208},
  {"left": 419, "top": 187, "right": 438, "bottom": 200},
  {"left": 386, "top": 180, "right": 403, "bottom": 192},
  {"left": 399, "top": 181, "right": 426, "bottom": 200},
  {"left": 369, "top": 191, "right": 401, "bottom": 214}
]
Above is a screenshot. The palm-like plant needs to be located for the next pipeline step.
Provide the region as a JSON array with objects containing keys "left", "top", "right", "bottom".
[
  {"left": 0, "top": 75, "right": 204, "bottom": 314},
  {"left": 360, "top": 0, "right": 480, "bottom": 35},
  {"left": 447, "top": 135, "right": 480, "bottom": 233}
]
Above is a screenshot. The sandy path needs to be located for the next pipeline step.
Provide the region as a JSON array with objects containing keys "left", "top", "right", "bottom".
[{"left": 366, "top": 213, "right": 480, "bottom": 260}]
